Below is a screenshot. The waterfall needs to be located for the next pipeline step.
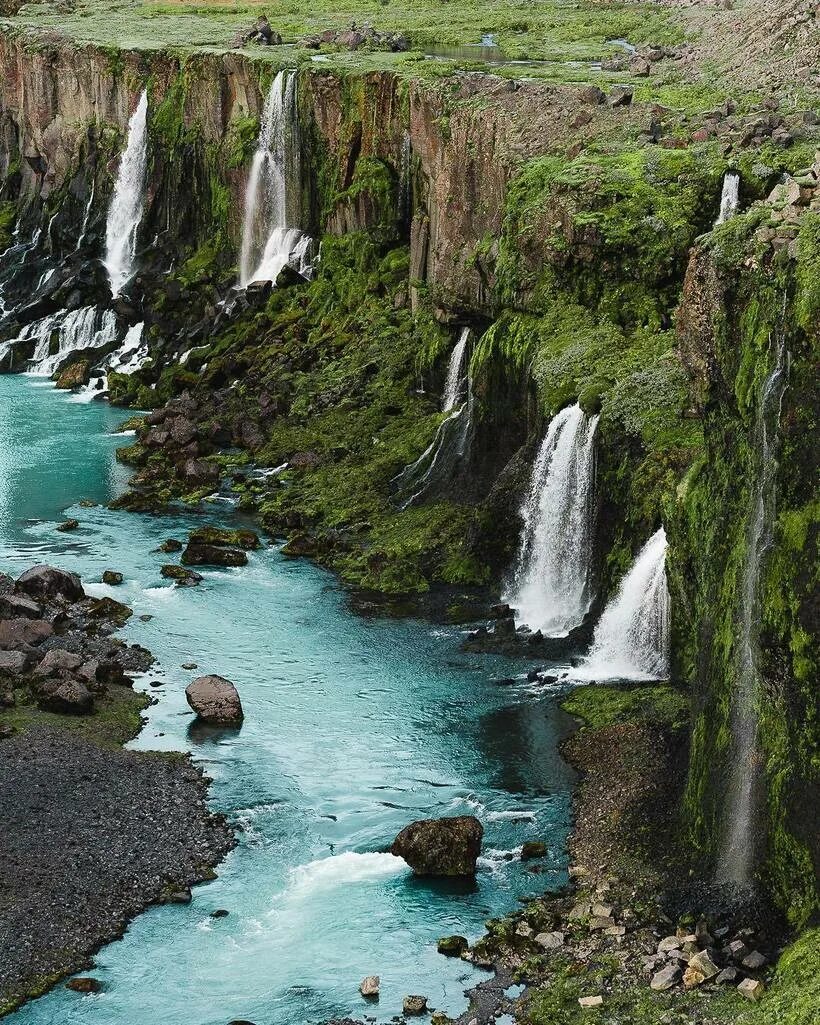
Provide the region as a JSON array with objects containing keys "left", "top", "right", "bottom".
[
  {"left": 715, "top": 171, "right": 740, "bottom": 226},
  {"left": 239, "top": 71, "right": 312, "bottom": 287},
  {"left": 22, "top": 306, "right": 118, "bottom": 377},
  {"left": 70, "top": 321, "right": 148, "bottom": 401},
  {"left": 577, "top": 527, "right": 670, "bottom": 681},
  {"left": 442, "top": 327, "right": 470, "bottom": 412},
  {"left": 399, "top": 130, "right": 412, "bottom": 224},
  {"left": 393, "top": 331, "right": 475, "bottom": 508},
  {"left": 104, "top": 90, "right": 149, "bottom": 297},
  {"left": 718, "top": 327, "right": 789, "bottom": 886},
  {"left": 505, "top": 404, "right": 599, "bottom": 636}
]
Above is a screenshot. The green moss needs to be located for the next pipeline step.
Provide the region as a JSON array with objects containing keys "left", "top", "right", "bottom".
[
  {"left": 561, "top": 683, "right": 689, "bottom": 733},
  {"left": 737, "top": 928, "right": 820, "bottom": 1025},
  {"left": 1, "top": 685, "right": 150, "bottom": 750},
  {"left": 0, "top": 199, "right": 16, "bottom": 249}
]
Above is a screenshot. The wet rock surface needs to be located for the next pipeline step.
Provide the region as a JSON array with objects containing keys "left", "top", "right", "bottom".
[{"left": 391, "top": 815, "right": 483, "bottom": 876}]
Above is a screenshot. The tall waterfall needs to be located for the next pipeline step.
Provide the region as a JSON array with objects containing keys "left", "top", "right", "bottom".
[
  {"left": 393, "top": 330, "right": 474, "bottom": 508},
  {"left": 577, "top": 527, "right": 670, "bottom": 681},
  {"left": 442, "top": 327, "right": 470, "bottom": 412},
  {"left": 505, "top": 404, "right": 599, "bottom": 636},
  {"left": 104, "top": 90, "right": 149, "bottom": 297},
  {"left": 239, "top": 71, "right": 312, "bottom": 286},
  {"left": 715, "top": 171, "right": 740, "bottom": 226},
  {"left": 718, "top": 328, "right": 789, "bottom": 886}
]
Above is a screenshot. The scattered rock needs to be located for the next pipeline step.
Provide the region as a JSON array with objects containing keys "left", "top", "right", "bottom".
[
  {"left": 737, "top": 977, "right": 765, "bottom": 1001},
  {"left": 0, "top": 618, "right": 54, "bottom": 649},
  {"left": 742, "top": 950, "right": 768, "bottom": 970},
  {"left": 158, "top": 538, "right": 183, "bottom": 553},
  {"left": 521, "top": 841, "right": 547, "bottom": 860},
  {"left": 658, "top": 935, "right": 683, "bottom": 952},
  {"left": 16, "top": 565, "right": 84, "bottom": 602},
  {"left": 161, "top": 565, "right": 203, "bottom": 586},
  {"left": 578, "top": 995, "right": 604, "bottom": 1007},
  {"left": 187, "top": 526, "right": 260, "bottom": 551},
  {"left": 65, "top": 977, "right": 101, "bottom": 993},
  {"left": 37, "top": 679, "right": 93, "bottom": 715},
  {"left": 0, "top": 650, "right": 29, "bottom": 675},
  {"left": 391, "top": 815, "right": 483, "bottom": 876},
  {"left": 34, "top": 649, "right": 84, "bottom": 676},
  {"left": 165, "top": 888, "right": 192, "bottom": 904},
  {"left": 185, "top": 675, "right": 244, "bottom": 724},
  {"left": 0, "top": 593, "right": 42, "bottom": 619},
  {"left": 650, "top": 964, "right": 682, "bottom": 991},
  {"left": 403, "top": 995, "right": 428, "bottom": 1016},
  {"left": 181, "top": 543, "right": 247, "bottom": 568},
  {"left": 437, "top": 935, "right": 468, "bottom": 956},
  {"left": 715, "top": 966, "right": 739, "bottom": 984},
  {"left": 534, "top": 931, "right": 565, "bottom": 950},
  {"left": 210, "top": 909, "right": 229, "bottom": 918},
  {"left": 359, "top": 975, "right": 380, "bottom": 998},
  {"left": 102, "top": 570, "right": 124, "bottom": 586},
  {"left": 56, "top": 519, "right": 80, "bottom": 532}
]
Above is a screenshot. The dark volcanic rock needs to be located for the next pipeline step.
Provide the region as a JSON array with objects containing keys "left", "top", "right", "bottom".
[
  {"left": 160, "top": 564, "right": 203, "bottom": 586},
  {"left": 391, "top": 815, "right": 483, "bottom": 876},
  {"left": 181, "top": 543, "right": 247, "bottom": 568},
  {"left": 0, "top": 727, "right": 234, "bottom": 1013},
  {"left": 15, "top": 565, "right": 84, "bottom": 602}
]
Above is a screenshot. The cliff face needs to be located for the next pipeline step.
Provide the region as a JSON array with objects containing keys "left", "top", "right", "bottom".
[{"left": 0, "top": 27, "right": 817, "bottom": 930}]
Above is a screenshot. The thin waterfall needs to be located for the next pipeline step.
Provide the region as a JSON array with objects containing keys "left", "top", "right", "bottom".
[
  {"left": 105, "top": 90, "right": 149, "bottom": 297},
  {"left": 505, "top": 404, "right": 599, "bottom": 636},
  {"left": 239, "top": 71, "right": 312, "bottom": 287},
  {"left": 71, "top": 321, "right": 148, "bottom": 401},
  {"left": 442, "top": 327, "right": 470, "bottom": 412},
  {"left": 393, "top": 330, "right": 474, "bottom": 508},
  {"left": 715, "top": 171, "right": 740, "bottom": 226},
  {"left": 577, "top": 527, "right": 670, "bottom": 681},
  {"left": 718, "top": 326, "right": 789, "bottom": 886},
  {"left": 399, "top": 130, "right": 412, "bottom": 224}
]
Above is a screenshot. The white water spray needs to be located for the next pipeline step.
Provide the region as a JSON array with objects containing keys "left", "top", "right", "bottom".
[
  {"left": 239, "top": 71, "right": 312, "bottom": 286},
  {"left": 505, "top": 404, "right": 599, "bottom": 636},
  {"left": 104, "top": 90, "right": 149, "bottom": 297},
  {"left": 22, "top": 306, "right": 118, "bottom": 377},
  {"left": 577, "top": 527, "right": 670, "bottom": 681},
  {"left": 715, "top": 171, "right": 740, "bottom": 226},
  {"left": 718, "top": 327, "right": 789, "bottom": 886}
]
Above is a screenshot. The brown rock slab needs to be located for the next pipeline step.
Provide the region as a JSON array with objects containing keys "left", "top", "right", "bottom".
[{"left": 185, "top": 675, "right": 244, "bottom": 724}]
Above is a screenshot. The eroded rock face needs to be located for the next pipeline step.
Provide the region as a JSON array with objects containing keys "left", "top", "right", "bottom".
[
  {"left": 185, "top": 675, "right": 244, "bottom": 724},
  {"left": 391, "top": 815, "right": 483, "bottom": 876},
  {"left": 15, "top": 565, "right": 84, "bottom": 602}
]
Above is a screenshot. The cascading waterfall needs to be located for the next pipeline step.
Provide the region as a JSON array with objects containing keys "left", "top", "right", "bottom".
[
  {"left": 576, "top": 527, "right": 670, "bottom": 681},
  {"left": 393, "top": 330, "right": 474, "bottom": 508},
  {"left": 715, "top": 171, "right": 740, "bottom": 226},
  {"left": 71, "top": 321, "right": 147, "bottom": 400},
  {"left": 399, "top": 130, "right": 412, "bottom": 224},
  {"left": 505, "top": 404, "right": 599, "bottom": 636},
  {"left": 718, "top": 327, "right": 789, "bottom": 887},
  {"left": 104, "top": 90, "right": 149, "bottom": 297},
  {"left": 239, "top": 71, "right": 312, "bottom": 287},
  {"left": 22, "top": 307, "right": 118, "bottom": 377}
]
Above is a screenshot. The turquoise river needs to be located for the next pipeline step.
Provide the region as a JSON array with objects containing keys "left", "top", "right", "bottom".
[{"left": 0, "top": 374, "right": 576, "bottom": 1025}]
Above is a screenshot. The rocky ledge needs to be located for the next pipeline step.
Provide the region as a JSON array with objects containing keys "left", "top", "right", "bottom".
[{"left": 0, "top": 565, "right": 235, "bottom": 1015}]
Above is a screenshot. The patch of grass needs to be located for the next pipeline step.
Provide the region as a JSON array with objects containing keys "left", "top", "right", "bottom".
[
  {"left": 2, "top": 684, "right": 150, "bottom": 749},
  {"left": 561, "top": 683, "right": 689, "bottom": 732}
]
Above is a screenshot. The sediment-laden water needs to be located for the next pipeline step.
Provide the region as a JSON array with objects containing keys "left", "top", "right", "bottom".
[{"left": 1, "top": 375, "right": 575, "bottom": 1025}]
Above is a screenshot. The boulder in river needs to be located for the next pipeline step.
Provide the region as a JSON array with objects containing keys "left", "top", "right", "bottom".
[
  {"left": 188, "top": 526, "right": 260, "bottom": 550},
  {"left": 65, "top": 977, "right": 102, "bottom": 993},
  {"left": 359, "top": 975, "right": 379, "bottom": 998},
  {"left": 56, "top": 518, "right": 80, "bottom": 532},
  {"left": 15, "top": 565, "right": 84, "bottom": 602},
  {"left": 55, "top": 360, "right": 90, "bottom": 390},
  {"left": 181, "top": 543, "right": 247, "bottom": 568},
  {"left": 161, "top": 564, "right": 203, "bottom": 586},
  {"left": 102, "top": 570, "right": 124, "bottom": 585},
  {"left": 391, "top": 815, "right": 483, "bottom": 876},
  {"left": 403, "top": 995, "right": 428, "bottom": 1016},
  {"left": 185, "top": 675, "right": 244, "bottom": 724}
]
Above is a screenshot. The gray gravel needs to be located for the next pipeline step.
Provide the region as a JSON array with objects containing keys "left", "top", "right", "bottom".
[{"left": 0, "top": 726, "right": 234, "bottom": 1013}]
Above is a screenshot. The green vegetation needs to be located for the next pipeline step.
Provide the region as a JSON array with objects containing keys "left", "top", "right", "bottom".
[
  {"left": 738, "top": 928, "right": 820, "bottom": 1025},
  {"left": 2, "top": 685, "right": 150, "bottom": 749},
  {"left": 0, "top": 199, "right": 15, "bottom": 249},
  {"left": 561, "top": 683, "right": 689, "bottom": 732}
]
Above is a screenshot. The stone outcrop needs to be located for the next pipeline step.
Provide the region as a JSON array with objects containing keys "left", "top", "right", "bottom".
[
  {"left": 391, "top": 815, "right": 483, "bottom": 876},
  {"left": 15, "top": 565, "right": 84, "bottom": 602}
]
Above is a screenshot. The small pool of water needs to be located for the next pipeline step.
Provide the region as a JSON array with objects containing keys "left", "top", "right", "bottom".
[{"left": 1, "top": 375, "right": 576, "bottom": 1025}]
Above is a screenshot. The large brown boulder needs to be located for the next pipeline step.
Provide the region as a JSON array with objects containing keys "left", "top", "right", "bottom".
[
  {"left": 0, "top": 618, "right": 54, "bottom": 650},
  {"left": 37, "top": 679, "right": 94, "bottom": 715},
  {"left": 185, "top": 675, "right": 244, "bottom": 724},
  {"left": 55, "top": 360, "right": 90, "bottom": 389},
  {"left": 15, "top": 565, "right": 84, "bottom": 602},
  {"left": 391, "top": 816, "right": 483, "bottom": 876}
]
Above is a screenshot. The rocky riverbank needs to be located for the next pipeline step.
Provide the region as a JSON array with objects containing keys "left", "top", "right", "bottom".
[{"left": 0, "top": 565, "right": 234, "bottom": 1016}]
